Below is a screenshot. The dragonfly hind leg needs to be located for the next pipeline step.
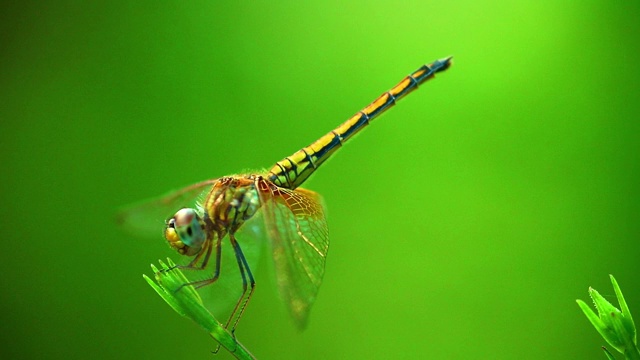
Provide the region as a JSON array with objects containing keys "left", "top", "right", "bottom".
[{"left": 225, "top": 232, "right": 256, "bottom": 335}]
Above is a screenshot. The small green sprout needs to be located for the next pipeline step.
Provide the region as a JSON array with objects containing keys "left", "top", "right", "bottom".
[
  {"left": 577, "top": 275, "right": 639, "bottom": 359},
  {"left": 144, "top": 258, "right": 256, "bottom": 360}
]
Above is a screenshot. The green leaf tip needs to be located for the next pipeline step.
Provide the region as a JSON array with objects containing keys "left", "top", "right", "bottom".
[
  {"left": 603, "top": 347, "right": 616, "bottom": 360},
  {"left": 144, "top": 258, "right": 256, "bottom": 360},
  {"left": 578, "top": 275, "right": 639, "bottom": 359}
]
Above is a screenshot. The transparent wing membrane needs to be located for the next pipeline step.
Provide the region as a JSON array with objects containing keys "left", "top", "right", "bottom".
[
  {"left": 258, "top": 182, "right": 329, "bottom": 329},
  {"left": 116, "top": 180, "right": 217, "bottom": 238},
  {"left": 189, "top": 213, "right": 266, "bottom": 322}
]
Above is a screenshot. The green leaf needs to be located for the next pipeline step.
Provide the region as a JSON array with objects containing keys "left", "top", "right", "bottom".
[
  {"left": 603, "top": 347, "right": 617, "bottom": 360},
  {"left": 577, "top": 275, "right": 640, "bottom": 360},
  {"left": 144, "top": 259, "right": 256, "bottom": 360}
]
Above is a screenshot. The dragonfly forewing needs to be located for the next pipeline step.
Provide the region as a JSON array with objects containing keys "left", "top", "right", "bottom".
[{"left": 116, "top": 179, "right": 218, "bottom": 238}]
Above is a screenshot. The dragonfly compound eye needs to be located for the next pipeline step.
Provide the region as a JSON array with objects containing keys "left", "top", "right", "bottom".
[{"left": 164, "top": 208, "right": 205, "bottom": 256}]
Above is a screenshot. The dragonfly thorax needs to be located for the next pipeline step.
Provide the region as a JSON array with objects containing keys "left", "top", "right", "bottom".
[
  {"left": 165, "top": 208, "right": 206, "bottom": 256},
  {"left": 205, "top": 176, "right": 261, "bottom": 233}
]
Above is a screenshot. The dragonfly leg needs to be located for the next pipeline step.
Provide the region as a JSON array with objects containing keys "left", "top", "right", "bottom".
[
  {"left": 225, "top": 233, "right": 256, "bottom": 335},
  {"left": 175, "top": 231, "right": 224, "bottom": 291},
  {"left": 165, "top": 239, "right": 209, "bottom": 272}
]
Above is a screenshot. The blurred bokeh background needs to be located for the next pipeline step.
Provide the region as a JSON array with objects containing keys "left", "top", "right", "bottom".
[{"left": 1, "top": 1, "right": 639, "bottom": 359}]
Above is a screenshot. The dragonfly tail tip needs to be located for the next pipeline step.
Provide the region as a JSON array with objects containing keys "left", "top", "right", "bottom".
[{"left": 433, "top": 56, "right": 453, "bottom": 73}]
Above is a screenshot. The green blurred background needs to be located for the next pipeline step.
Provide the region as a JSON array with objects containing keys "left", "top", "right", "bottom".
[{"left": 1, "top": 1, "right": 639, "bottom": 359}]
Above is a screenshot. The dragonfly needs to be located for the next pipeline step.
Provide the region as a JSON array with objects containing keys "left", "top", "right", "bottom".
[{"left": 119, "top": 56, "right": 452, "bottom": 333}]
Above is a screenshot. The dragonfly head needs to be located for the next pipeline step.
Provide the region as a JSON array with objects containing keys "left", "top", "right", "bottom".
[{"left": 164, "top": 208, "right": 206, "bottom": 256}]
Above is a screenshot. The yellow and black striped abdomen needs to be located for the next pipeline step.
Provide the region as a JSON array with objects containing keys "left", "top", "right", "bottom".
[{"left": 268, "top": 56, "right": 452, "bottom": 190}]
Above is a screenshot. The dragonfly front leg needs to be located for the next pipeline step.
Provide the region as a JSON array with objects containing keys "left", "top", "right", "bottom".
[
  {"left": 157, "top": 241, "right": 210, "bottom": 277},
  {"left": 176, "top": 230, "right": 224, "bottom": 291},
  {"left": 225, "top": 232, "right": 256, "bottom": 335},
  {"left": 169, "top": 237, "right": 211, "bottom": 270}
]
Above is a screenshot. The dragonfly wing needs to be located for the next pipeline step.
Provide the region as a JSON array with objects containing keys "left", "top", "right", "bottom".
[
  {"left": 259, "top": 183, "right": 329, "bottom": 329},
  {"left": 116, "top": 179, "right": 218, "bottom": 238}
]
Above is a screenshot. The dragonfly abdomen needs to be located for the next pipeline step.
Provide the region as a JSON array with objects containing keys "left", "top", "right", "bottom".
[{"left": 267, "top": 57, "right": 452, "bottom": 190}]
